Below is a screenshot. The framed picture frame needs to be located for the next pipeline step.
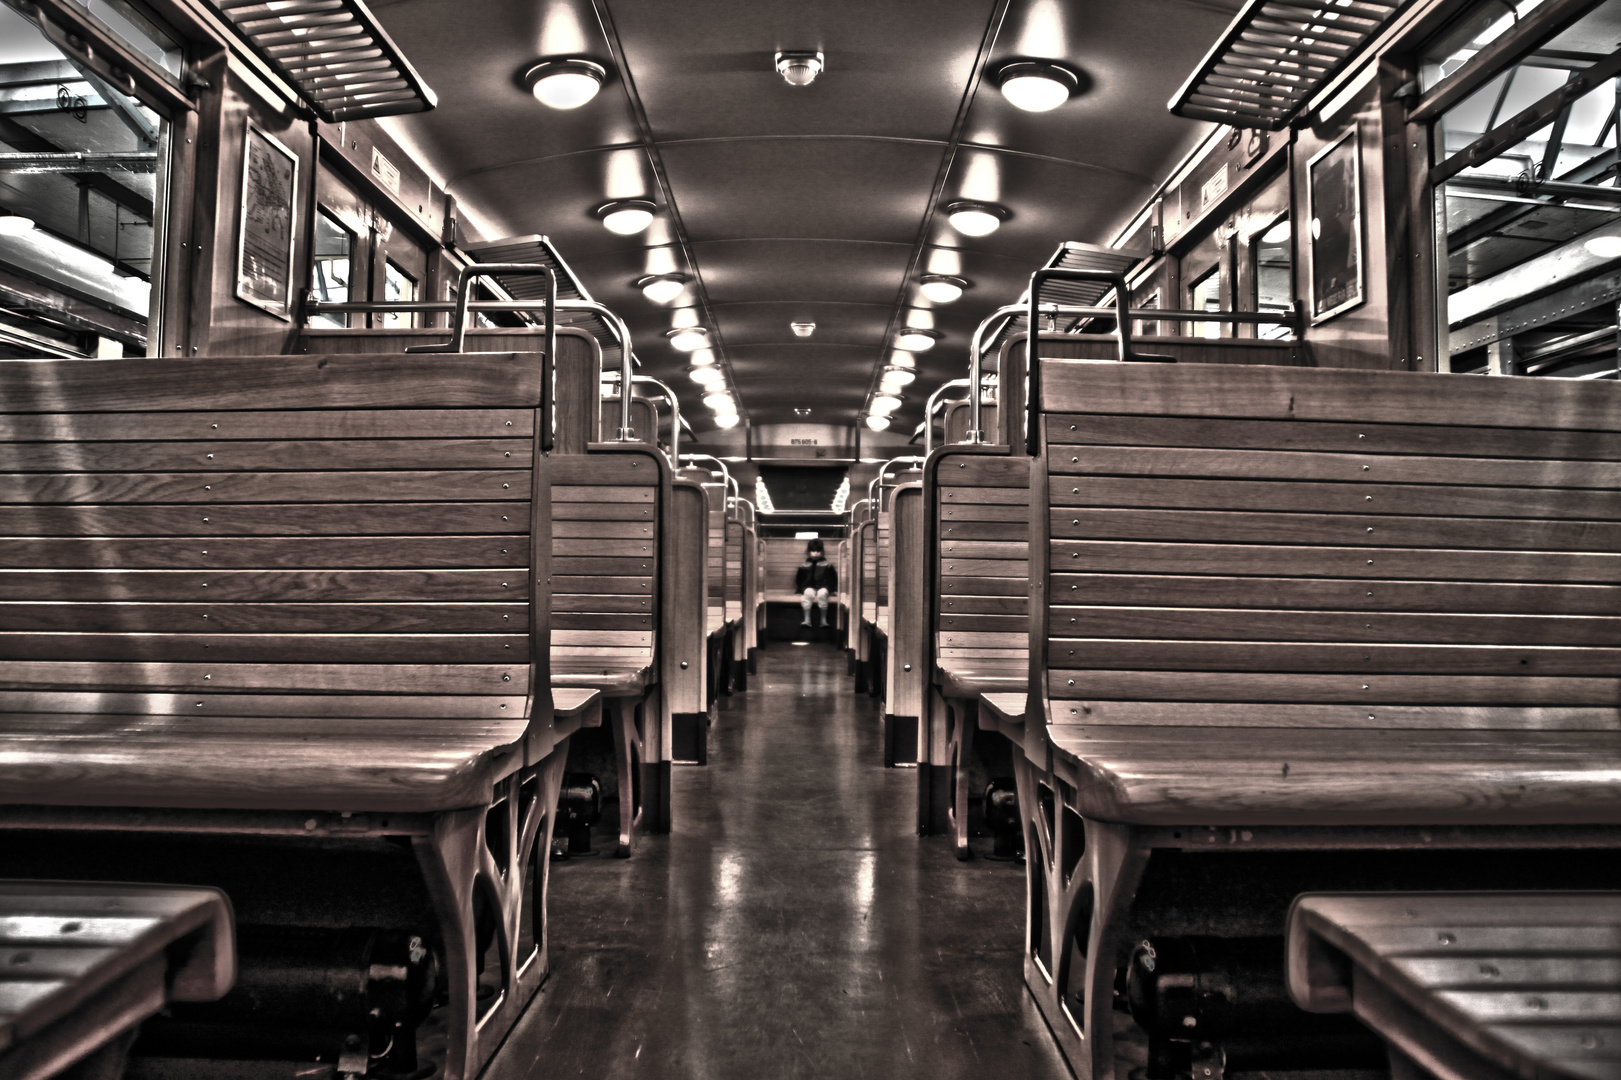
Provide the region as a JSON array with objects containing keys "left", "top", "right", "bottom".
[
  {"left": 235, "top": 122, "right": 298, "bottom": 320},
  {"left": 1307, "top": 124, "right": 1363, "bottom": 324}
]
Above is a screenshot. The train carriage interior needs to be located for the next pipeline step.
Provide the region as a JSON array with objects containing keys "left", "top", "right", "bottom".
[{"left": 0, "top": 0, "right": 1618, "bottom": 1079}]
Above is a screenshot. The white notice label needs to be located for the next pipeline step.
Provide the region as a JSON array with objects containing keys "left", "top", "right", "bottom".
[
  {"left": 371, "top": 147, "right": 401, "bottom": 195},
  {"left": 1200, "top": 167, "right": 1228, "bottom": 210}
]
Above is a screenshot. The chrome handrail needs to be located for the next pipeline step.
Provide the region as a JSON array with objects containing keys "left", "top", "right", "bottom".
[{"left": 924, "top": 378, "right": 971, "bottom": 457}]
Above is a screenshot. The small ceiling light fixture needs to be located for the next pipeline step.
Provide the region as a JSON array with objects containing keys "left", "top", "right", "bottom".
[
  {"left": 919, "top": 274, "right": 969, "bottom": 304},
  {"left": 525, "top": 59, "right": 607, "bottom": 109},
  {"left": 1261, "top": 220, "right": 1291, "bottom": 245},
  {"left": 0, "top": 214, "right": 35, "bottom": 236},
  {"left": 667, "top": 326, "right": 710, "bottom": 352},
  {"left": 704, "top": 391, "right": 735, "bottom": 411},
  {"left": 635, "top": 273, "right": 688, "bottom": 304},
  {"left": 775, "top": 51, "right": 824, "bottom": 87},
  {"left": 689, "top": 348, "right": 718, "bottom": 366},
  {"left": 895, "top": 327, "right": 940, "bottom": 353},
  {"left": 945, "top": 200, "right": 1010, "bottom": 237},
  {"left": 865, "top": 414, "right": 891, "bottom": 431},
  {"left": 996, "top": 60, "right": 1082, "bottom": 112},
  {"left": 714, "top": 413, "right": 741, "bottom": 429},
  {"left": 594, "top": 199, "right": 657, "bottom": 235},
  {"left": 871, "top": 393, "right": 904, "bottom": 414},
  {"left": 1585, "top": 235, "right": 1621, "bottom": 258},
  {"left": 689, "top": 365, "right": 725, "bottom": 386},
  {"left": 881, "top": 365, "right": 917, "bottom": 388},
  {"left": 794, "top": 407, "right": 812, "bottom": 416},
  {"left": 889, "top": 352, "right": 916, "bottom": 369},
  {"left": 790, "top": 321, "right": 816, "bottom": 337}
]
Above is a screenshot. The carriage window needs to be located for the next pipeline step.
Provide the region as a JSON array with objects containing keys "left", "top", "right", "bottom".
[
  {"left": 1254, "top": 217, "right": 1292, "bottom": 340},
  {"left": 383, "top": 259, "right": 416, "bottom": 328},
  {"left": 1188, "top": 266, "right": 1220, "bottom": 339},
  {"left": 1135, "top": 290, "right": 1160, "bottom": 337},
  {"left": 310, "top": 210, "right": 352, "bottom": 328}
]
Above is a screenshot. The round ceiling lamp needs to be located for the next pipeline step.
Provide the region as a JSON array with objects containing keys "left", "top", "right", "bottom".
[
  {"left": 880, "top": 365, "right": 917, "bottom": 388},
  {"left": 919, "top": 275, "right": 969, "bottom": 304},
  {"left": 688, "top": 348, "right": 717, "bottom": 366},
  {"left": 666, "top": 326, "right": 709, "bottom": 352},
  {"left": 775, "top": 51, "right": 824, "bottom": 87},
  {"left": 635, "top": 273, "right": 687, "bottom": 304},
  {"left": 944, "top": 200, "right": 1010, "bottom": 237},
  {"left": 525, "top": 59, "right": 606, "bottom": 109},
  {"left": 865, "top": 414, "right": 891, "bottom": 431},
  {"left": 714, "top": 413, "right": 741, "bottom": 429},
  {"left": 689, "top": 365, "right": 725, "bottom": 386},
  {"left": 703, "top": 391, "right": 735, "bottom": 411},
  {"left": 1261, "top": 219, "right": 1291, "bottom": 245},
  {"left": 895, "top": 328, "right": 940, "bottom": 353},
  {"left": 996, "top": 60, "right": 1081, "bottom": 112},
  {"left": 889, "top": 352, "right": 916, "bottom": 369},
  {"left": 1586, "top": 235, "right": 1621, "bottom": 258},
  {"left": 871, "top": 393, "right": 903, "bottom": 414},
  {"left": 594, "top": 199, "right": 656, "bottom": 235}
]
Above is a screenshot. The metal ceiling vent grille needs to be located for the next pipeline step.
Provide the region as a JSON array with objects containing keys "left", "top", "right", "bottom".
[
  {"left": 1169, "top": 0, "right": 1405, "bottom": 130},
  {"left": 209, "top": 0, "right": 437, "bottom": 121}
]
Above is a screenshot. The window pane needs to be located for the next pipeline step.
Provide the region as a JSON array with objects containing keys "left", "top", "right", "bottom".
[
  {"left": 310, "top": 210, "right": 351, "bottom": 328},
  {"left": 1189, "top": 267, "right": 1220, "bottom": 339},
  {"left": 383, "top": 260, "right": 415, "bottom": 328},
  {"left": 1255, "top": 218, "right": 1293, "bottom": 340}
]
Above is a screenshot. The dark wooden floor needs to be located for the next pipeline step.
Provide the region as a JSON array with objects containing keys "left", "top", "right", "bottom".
[{"left": 489, "top": 642, "right": 1071, "bottom": 1079}]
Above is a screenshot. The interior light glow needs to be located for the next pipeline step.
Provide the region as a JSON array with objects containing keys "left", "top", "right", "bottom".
[
  {"left": 638, "top": 274, "right": 687, "bottom": 303},
  {"left": 881, "top": 366, "right": 916, "bottom": 387},
  {"left": 919, "top": 275, "right": 967, "bottom": 304},
  {"left": 896, "top": 329, "right": 938, "bottom": 352},
  {"left": 865, "top": 414, "right": 891, "bottom": 431},
  {"left": 688, "top": 348, "right": 717, "bottom": 366},
  {"left": 889, "top": 352, "right": 916, "bottom": 368},
  {"left": 526, "top": 59, "right": 606, "bottom": 109},
  {"left": 689, "top": 366, "right": 725, "bottom": 386},
  {"left": 1585, "top": 235, "right": 1621, "bottom": 258},
  {"left": 703, "top": 391, "right": 734, "bottom": 411},
  {"left": 997, "top": 61, "right": 1080, "bottom": 112},
  {"left": 871, "top": 394, "right": 903, "bottom": 414},
  {"left": 775, "top": 51, "right": 824, "bottom": 87},
  {"left": 1261, "top": 220, "right": 1291, "bottom": 245},
  {"left": 714, "top": 413, "right": 741, "bottom": 429},
  {"left": 667, "top": 326, "right": 709, "bottom": 352},
  {"left": 0, "top": 215, "right": 35, "bottom": 236},
  {"left": 595, "top": 199, "right": 656, "bottom": 235},
  {"left": 790, "top": 321, "right": 816, "bottom": 337},
  {"left": 945, "top": 201, "right": 1008, "bottom": 237}
]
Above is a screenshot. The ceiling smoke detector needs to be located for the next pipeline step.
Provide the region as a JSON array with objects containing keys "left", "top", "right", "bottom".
[
  {"left": 794, "top": 407, "right": 812, "bottom": 416},
  {"left": 790, "top": 321, "right": 816, "bottom": 337},
  {"left": 775, "top": 51, "right": 824, "bottom": 87}
]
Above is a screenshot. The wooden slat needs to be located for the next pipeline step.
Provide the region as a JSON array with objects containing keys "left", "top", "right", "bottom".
[
  {"left": 1048, "top": 639, "right": 1621, "bottom": 675},
  {"left": 940, "top": 595, "right": 1028, "bottom": 613},
  {"left": 938, "top": 521, "right": 1029, "bottom": 540},
  {"left": 0, "top": 354, "right": 543, "bottom": 412},
  {"left": 1048, "top": 671, "right": 1621, "bottom": 705},
  {"left": 0, "top": 570, "right": 521, "bottom": 602},
  {"left": 1036, "top": 361, "right": 1621, "bottom": 431},
  {"left": 552, "top": 576, "right": 651, "bottom": 594},
  {"left": 940, "top": 486, "right": 1029, "bottom": 505},
  {"left": 0, "top": 603, "right": 525, "bottom": 633},
  {"left": 0, "top": 504, "right": 528, "bottom": 536},
  {"left": 1053, "top": 508, "right": 1621, "bottom": 552},
  {"left": 1050, "top": 446, "right": 1621, "bottom": 489},
  {"left": 935, "top": 456, "right": 1029, "bottom": 486},
  {"left": 941, "top": 558, "right": 1029, "bottom": 576},
  {"left": 552, "top": 520, "right": 654, "bottom": 539},
  {"left": 552, "top": 502, "right": 654, "bottom": 520},
  {"left": 551, "top": 594, "right": 651, "bottom": 612},
  {"left": 0, "top": 633, "right": 526, "bottom": 663},
  {"left": 940, "top": 576, "right": 1028, "bottom": 596},
  {"left": 1052, "top": 575, "right": 1621, "bottom": 616},
  {"left": 1048, "top": 413, "right": 1621, "bottom": 460},
  {"left": 937, "top": 646, "right": 1030, "bottom": 659},
  {"left": 1049, "top": 701, "right": 1621, "bottom": 729},
  {"left": 0, "top": 439, "right": 532, "bottom": 472},
  {"left": 1054, "top": 542, "right": 1621, "bottom": 583},
  {"left": 940, "top": 614, "right": 1029, "bottom": 632},
  {"left": 551, "top": 630, "right": 653, "bottom": 647},
  {"left": 552, "top": 485, "right": 654, "bottom": 504},
  {"left": 0, "top": 409, "right": 534, "bottom": 441},
  {"left": 550, "top": 455, "right": 660, "bottom": 486},
  {"left": 1051, "top": 608, "right": 1621, "bottom": 646},
  {"left": 0, "top": 690, "right": 523, "bottom": 717},
  {"left": 551, "top": 538, "right": 653, "bottom": 557},
  {"left": 551, "top": 612, "right": 651, "bottom": 630},
  {"left": 552, "top": 557, "right": 653, "bottom": 576},
  {"left": 0, "top": 662, "right": 527, "bottom": 694},
  {"left": 0, "top": 471, "right": 529, "bottom": 505},
  {"left": 550, "top": 645, "right": 653, "bottom": 658},
  {"left": 1051, "top": 476, "right": 1621, "bottom": 520},
  {"left": 940, "top": 541, "right": 1028, "bottom": 559},
  {"left": 940, "top": 503, "right": 1030, "bottom": 522},
  {"left": 940, "top": 632, "right": 1027, "bottom": 649},
  {"left": 0, "top": 536, "right": 528, "bottom": 569}
]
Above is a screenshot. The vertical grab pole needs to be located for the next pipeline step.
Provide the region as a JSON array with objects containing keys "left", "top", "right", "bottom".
[
  {"left": 967, "top": 304, "right": 1027, "bottom": 447},
  {"left": 924, "top": 378, "right": 971, "bottom": 457}
]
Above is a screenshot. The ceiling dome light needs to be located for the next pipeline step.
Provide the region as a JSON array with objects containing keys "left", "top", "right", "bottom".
[
  {"left": 944, "top": 200, "right": 1010, "bottom": 237},
  {"left": 714, "top": 413, "right": 741, "bottom": 429},
  {"left": 996, "top": 60, "right": 1081, "bottom": 112},
  {"left": 865, "top": 414, "right": 891, "bottom": 431},
  {"left": 1261, "top": 219, "right": 1292, "bottom": 245},
  {"left": 635, "top": 273, "right": 687, "bottom": 304},
  {"left": 790, "top": 321, "right": 816, "bottom": 337},
  {"left": 919, "top": 275, "right": 968, "bottom": 304},
  {"left": 595, "top": 199, "right": 656, "bottom": 235},
  {"left": 0, "top": 214, "right": 35, "bottom": 236},
  {"left": 703, "top": 391, "right": 735, "bottom": 411},
  {"left": 895, "top": 328, "right": 939, "bottom": 353},
  {"left": 688, "top": 348, "right": 717, "bottom": 366},
  {"left": 881, "top": 365, "right": 917, "bottom": 387},
  {"left": 889, "top": 352, "right": 916, "bottom": 368},
  {"left": 525, "top": 59, "right": 607, "bottom": 109},
  {"left": 1586, "top": 235, "right": 1621, "bottom": 258},
  {"left": 689, "top": 365, "right": 725, "bottom": 386},
  {"left": 871, "top": 393, "right": 903, "bottom": 414},
  {"left": 775, "top": 51, "right": 824, "bottom": 87},
  {"left": 667, "top": 326, "right": 709, "bottom": 352}
]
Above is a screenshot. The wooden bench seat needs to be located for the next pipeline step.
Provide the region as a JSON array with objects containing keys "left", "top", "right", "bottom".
[
  {"left": 938, "top": 656, "right": 1027, "bottom": 702},
  {"left": 0, "top": 882, "right": 234, "bottom": 1080},
  {"left": 1287, "top": 892, "right": 1621, "bottom": 1080},
  {"left": 550, "top": 657, "right": 654, "bottom": 696}
]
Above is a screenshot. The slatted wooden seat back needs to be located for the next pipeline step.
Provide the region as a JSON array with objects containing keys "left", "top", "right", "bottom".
[
  {"left": 1037, "top": 361, "right": 1621, "bottom": 822},
  {"left": 861, "top": 516, "right": 878, "bottom": 626},
  {"left": 701, "top": 481, "right": 728, "bottom": 630},
  {"left": 724, "top": 515, "right": 743, "bottom": 623},
  {"left": 883, "top": 481, "right": 925, "bottom": 766},
  {"left": 0, "top": 352, "right": 545, "bottom": 735},
  {"left": 875, "top": 506, "right": 891, "bottom": 634},
  {"left": 935, "top": 455, "right": 1032, "bottom": 685}
]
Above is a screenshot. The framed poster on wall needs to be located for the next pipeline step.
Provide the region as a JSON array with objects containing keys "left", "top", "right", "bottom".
[
  {"left": 236, "top": 122, "right": 298, "bottom": 319},
  {"left": 1307, "top": 125, "right": 1363, "bottom": 324}
]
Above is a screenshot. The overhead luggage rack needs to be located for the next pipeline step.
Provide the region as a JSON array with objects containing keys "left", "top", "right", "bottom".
[
  {"left": 979, "top": 241, "right": 1143, "bottom": 361},
  {"left": 208, "top": 0, "right": 436, "bottom": 121},
  {"left": 464, "top": 235, "right": 627, "bottom": 365},
  {"left": 1169, "top": 0, "right": 1406, "bottom": 130}
]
